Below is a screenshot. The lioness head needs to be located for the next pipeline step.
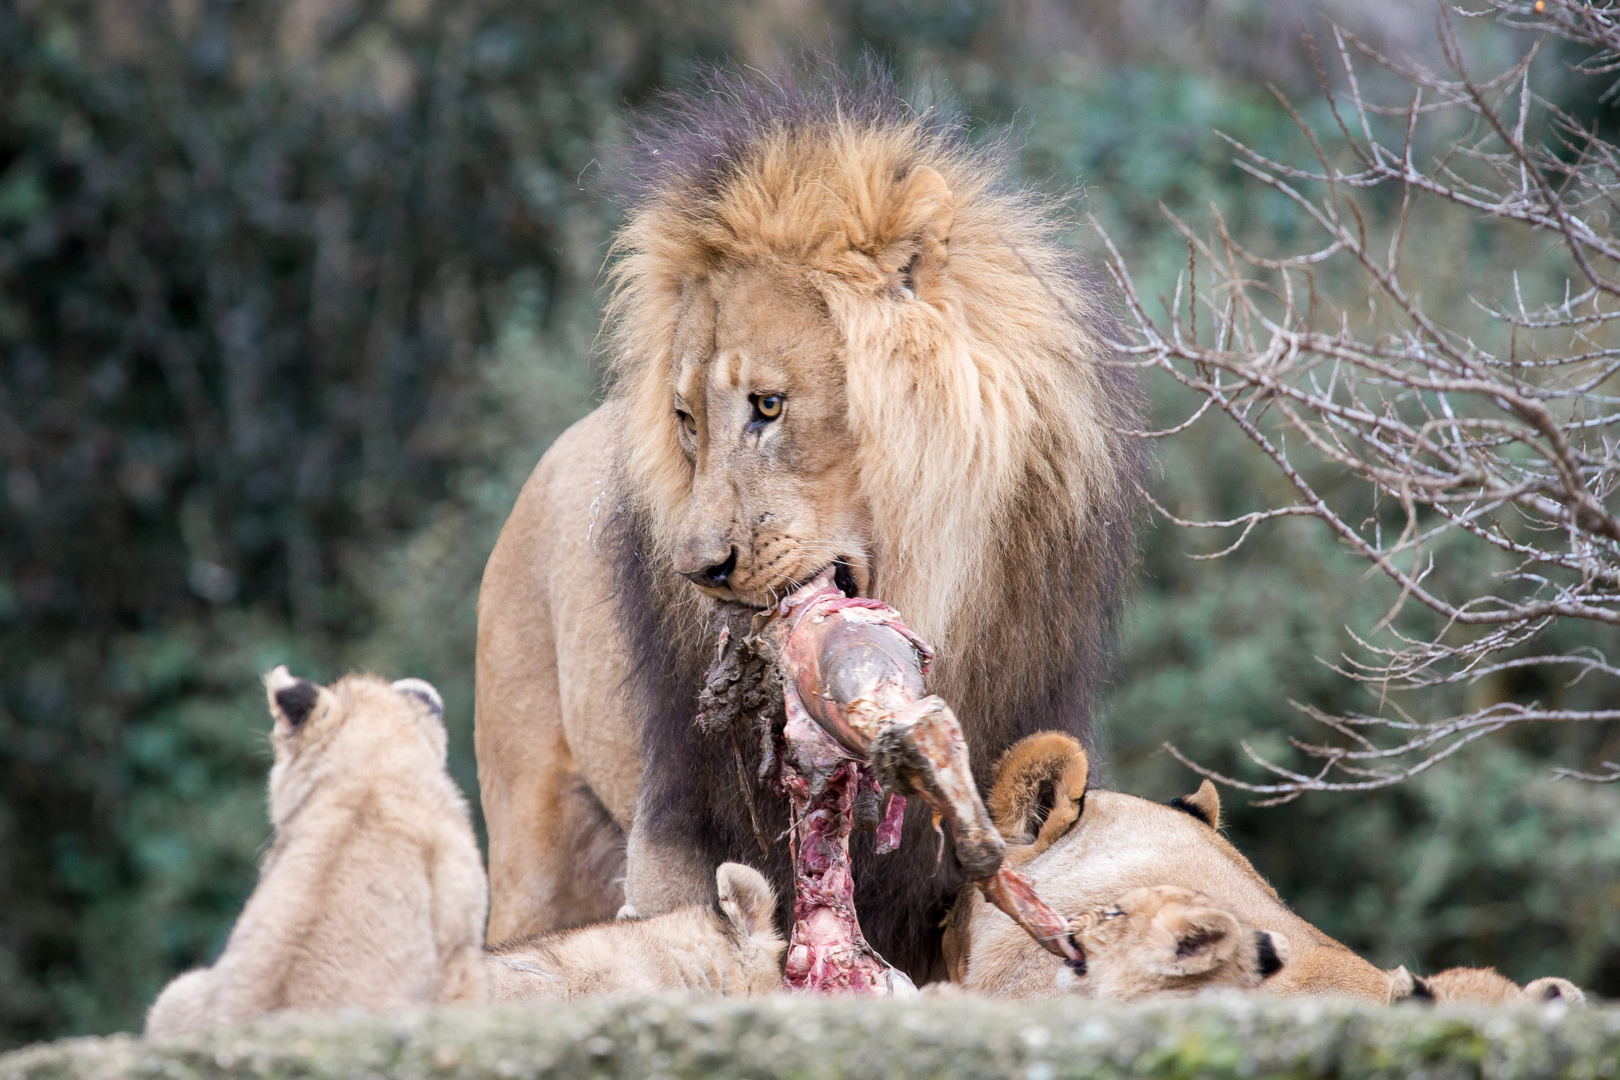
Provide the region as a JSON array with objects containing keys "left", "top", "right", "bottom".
[
  {"left": 609, "top": 72, "right": 1141, "bottom": 659},
  {"left": 1058, "top": 885, "right": 1290, "bottom": 1001}
]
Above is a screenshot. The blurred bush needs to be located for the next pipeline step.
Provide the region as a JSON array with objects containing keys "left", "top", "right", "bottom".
[{"left": 0, "top": 0, "right": 1615, "bottom": 1049}]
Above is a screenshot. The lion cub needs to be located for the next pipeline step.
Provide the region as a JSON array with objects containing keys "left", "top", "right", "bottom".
[
  {"left": 145, "top": 669, "right": 488, "bottom": 1035},
  {"left": 1386, "top": 965, "right": 1585, "bottom": 1006},
  {"left": 1055, "top": 885, "right": 1290, "bottom": 1001},
  {"left": 945, "top": 731, "right": 1389, "bottom": 1001},
  {"left": 486, "top": 863, "right": 784, "bottom": 999}
]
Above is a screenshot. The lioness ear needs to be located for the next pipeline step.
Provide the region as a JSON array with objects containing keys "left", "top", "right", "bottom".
[
  {"left": 264, "top": 666, "right": 326, "bottom": 730},
  {"left": 1254, "top": 930, "right": 1289, "bottom": 979},
  {"left": 1167, "top": 780, "right": 1222, "bottom": 830},
  {"left": 715, "top": 862, "right": 776, "bottom": 939},
  {"left": 1155, "top": 907, "right": 1240, "bottom": 975},
  {"left": 989, "top": 732, "right": 1088, "bottom": 846},
  {"left": 1033, "top": 746, "right": 1090, "bottom": 853}
]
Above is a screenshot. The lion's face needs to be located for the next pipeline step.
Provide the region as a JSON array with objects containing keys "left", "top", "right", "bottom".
[{"left": 668, "top": 262, "right": 872, "bottom": 607}]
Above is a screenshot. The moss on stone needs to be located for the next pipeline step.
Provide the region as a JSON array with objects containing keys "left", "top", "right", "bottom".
[{"left": 4, "top": 997, "right": 1617, "bottom": 1080}]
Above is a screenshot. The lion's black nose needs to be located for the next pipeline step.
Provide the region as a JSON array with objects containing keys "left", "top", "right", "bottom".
[{"left": 681, "top": 547, "right": 737, "bottom": 588}]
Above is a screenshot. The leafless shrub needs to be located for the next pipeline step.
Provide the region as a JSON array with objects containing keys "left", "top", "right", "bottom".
[{"left": 1097, "top": 0, "right": 1620, "bottom": 801}]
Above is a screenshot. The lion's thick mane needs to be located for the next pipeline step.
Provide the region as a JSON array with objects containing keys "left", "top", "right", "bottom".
[{"left": 601, "top": 68, "right": 1144, "bottom": 977}]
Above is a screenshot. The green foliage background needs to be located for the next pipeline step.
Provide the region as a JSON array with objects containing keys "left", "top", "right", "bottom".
[{"left": 1, "top": 0, "right": 1615, "bottom": 1048}]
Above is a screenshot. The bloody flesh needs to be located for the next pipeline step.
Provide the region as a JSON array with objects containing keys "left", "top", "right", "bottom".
[{"left": 763, "top": 571, "right": 1083, "bottom": 992}]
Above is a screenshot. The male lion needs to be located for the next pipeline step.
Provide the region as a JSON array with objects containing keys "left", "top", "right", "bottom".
[
  {"left": 146, "top": 669, "right": 487, "bottom": 1035},
  {"left": 475, "top": 69, "right": 1142, "bottom": 981}
]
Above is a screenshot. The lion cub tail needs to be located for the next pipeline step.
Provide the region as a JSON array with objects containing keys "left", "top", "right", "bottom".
[{"left": 987, "top": 732, "right": 1090, "bottom": 858}]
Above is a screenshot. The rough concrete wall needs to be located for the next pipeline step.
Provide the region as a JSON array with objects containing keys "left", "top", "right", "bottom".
[{"left": 3, "top": 997, "right": 1617, "bottom": 1080}]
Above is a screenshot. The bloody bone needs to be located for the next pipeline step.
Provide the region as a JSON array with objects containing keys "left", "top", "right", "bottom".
[{"left": 764, "top": 571, "right": 1083, "bottom": 989}]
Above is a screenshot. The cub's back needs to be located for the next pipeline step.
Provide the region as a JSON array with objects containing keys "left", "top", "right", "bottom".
[{"left": 274, "top": 797, "right": 442, "bottom": 1009}]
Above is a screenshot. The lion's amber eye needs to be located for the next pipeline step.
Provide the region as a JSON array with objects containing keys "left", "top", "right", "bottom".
[{"left": 753, "top": 394, "right": 783, "bottom": 421}]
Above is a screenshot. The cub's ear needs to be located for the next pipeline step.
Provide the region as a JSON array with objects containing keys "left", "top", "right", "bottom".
[
  {"left": 391, "top": 677, "right": 444, "bottom": 719},
  {"left": 1385, "top": 964, "right": 1418, "bottom": 1002},
  {"left": 715, "top": 862, "right": 777, "bottom": 939},
  {"left": 1167, "top": 780, "right": 1222, "bottom": 830},
  {"left": 1152, "top": 907, "right": 1240, "bottom": 976},
  {"left": 264, "top": 666, "right": 325, "bottom": 730},
  {"left": 1254, "top": 930, "right": 1289, "bottom": 979},
  {"left": 1523, "top": 976, "right": 1585, "bottom": 1005}
]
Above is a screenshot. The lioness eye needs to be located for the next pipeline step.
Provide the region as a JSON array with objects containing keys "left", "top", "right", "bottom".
[
  {"left": 752, "top": 394, "right": 783, "bottom": 422},
  {"left": 675, "top": 410, "right": 696, "bottom": 438}
]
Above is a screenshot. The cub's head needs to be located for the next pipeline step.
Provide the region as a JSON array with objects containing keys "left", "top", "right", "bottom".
[
  {"left": 263, "top": 667, "right": 447, "bottom": 815},
  {"left": 1058, "top": 885, "right": 1289, "bottom": 1002},
  {"left": 609, "top": 70, "right": 1138, "bottom": 653},
  {"left": 1387, "top": 965, "right": 1585, "bottom": 1007},
  {"left": 709, "top": 862, "right": 787, "bottom": 995}
]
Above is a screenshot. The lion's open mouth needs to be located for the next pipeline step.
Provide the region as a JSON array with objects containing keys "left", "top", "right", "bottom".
[{"left": 832, "top": 560, "right": 858, "bottom": 598}]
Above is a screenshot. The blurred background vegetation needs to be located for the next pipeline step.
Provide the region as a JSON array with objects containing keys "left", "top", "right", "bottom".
[{"left": 1, "top": 0, "right": 1616, "bottom": 1048}]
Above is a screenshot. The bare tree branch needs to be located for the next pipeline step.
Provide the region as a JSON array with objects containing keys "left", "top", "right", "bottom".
[{"left": 1110, "top": 1, "right": 1620, "bottom": 797}]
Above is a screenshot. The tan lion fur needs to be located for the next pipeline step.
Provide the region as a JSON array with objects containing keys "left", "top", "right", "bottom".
[
  {"left": 1055, "top": 885, "right": 1291, "bottom": 1001},
  {"left": 1386, "top": 965, "right": 1585, "bottom": 1006},
  {"left": 486, "top": 863, "right": 784, "bottom": 1000},
  {"left": 943, "top": 732, "right": 1388, "bottom": 1001},
  {"left": 476, "top": 70, "right": 1143, "bottom": 976},
  {"left": 145, "top": 669, "right": 487, "bottom": 1036}
]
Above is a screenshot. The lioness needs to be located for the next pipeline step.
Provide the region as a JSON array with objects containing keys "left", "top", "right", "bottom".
[
  {"left": 944, "top": 732, "right": 1388, "bottom": 1000},
  {"left": 476, "top": 67, "right": 1144, "bottom": 981},
  {"left": 486, "top": 863, "right": 784, "bottom": 1000},
  {"left": 1386, "top": 965, "right": 1585, "bottom": 1006},
  {"left": 145, "top": 669, "right": 487, "bottom": 1036},
  {"left": 1055, "top": 885, "right": 1290, "bottom": 1001}
]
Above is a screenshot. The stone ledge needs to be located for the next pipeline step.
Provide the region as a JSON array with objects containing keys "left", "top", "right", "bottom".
[{"left": 4, "top": 996, "right": 1617, "bottom": 1080}]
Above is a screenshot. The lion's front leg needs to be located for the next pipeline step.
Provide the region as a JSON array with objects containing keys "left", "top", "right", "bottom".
[{"left": 623, "top": 797, "right": 724, "bottom": 917}]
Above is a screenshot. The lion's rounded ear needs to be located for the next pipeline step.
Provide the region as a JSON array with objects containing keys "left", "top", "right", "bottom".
[
  {"left": 893, "top": 165, "right": 953, "bottom": 242},
  {"left": 715, "top": 862, "right": 776, "bottom": 939},
  {"left": 1154, "top": 907, "right": 1240, "bottom": 975}
]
